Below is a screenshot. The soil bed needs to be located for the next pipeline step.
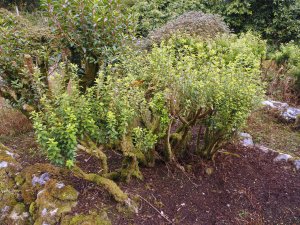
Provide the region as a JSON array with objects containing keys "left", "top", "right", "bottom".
[{"left": 2, "top": 133, "right": 300, "bottom": 225}]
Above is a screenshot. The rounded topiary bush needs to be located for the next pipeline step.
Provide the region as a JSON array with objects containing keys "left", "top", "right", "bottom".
[{"left": 140, "top": 11, "right": 230, "bottom": 49}]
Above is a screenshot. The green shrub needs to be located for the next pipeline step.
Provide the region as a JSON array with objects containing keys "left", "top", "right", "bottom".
[
  {"left": 131, "top": 0, "right": 300, "bottom": 43},
  {"left": 42, "top": 0, "right": 136, "bottom": 88},
  {"left": 131, "top": 0, "right": 206, "bottom": 37},
  {"left": 32, "top": 64, "right": 100, "bottom": 167},
  {"left": 205, "top": 0, "right": 300, "bottom": 44},
  {"left": 0, "top": 0, "right": 40, "bottom": 11},
  {"left": 142, "top": 11, "right": 229, "bottom": 49},
  {"left": 32, "top": 33, "right": 265, "bottom": 174},
  {"left": 272, "top": 42, "right": 300, "bottom": 89},
  {"left": 0, "top": 8, "right": 53, "bottom": 115},
  {"left": 121, "top": 33, "right": 265, "bottom": 159}
]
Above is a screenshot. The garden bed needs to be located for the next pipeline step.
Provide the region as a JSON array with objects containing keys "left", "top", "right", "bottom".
[{"left": 2, "top": 132, "right": 300, "bottom": 224}]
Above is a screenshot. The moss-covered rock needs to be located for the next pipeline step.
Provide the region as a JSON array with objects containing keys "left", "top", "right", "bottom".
[
  {"left": 21, "top": 163, "right": 62, "bottom": 204},
  {"left": 6, "top": 203, "right": 30, "bottom": 225},
  {"left": 33, "top": 179, "right": 78, "bottom": 225},
  {"left": 0, "top": 144, "right": 31, "bottom": 225},
  {"left": 49, "top": 182, "right": 78, "bottom": 201},
  {"left": 61, "top": 211, "right": 111, "bottom": 225},
  {"left": 0, "top": 143, "right": 20, "bottom": 171}
]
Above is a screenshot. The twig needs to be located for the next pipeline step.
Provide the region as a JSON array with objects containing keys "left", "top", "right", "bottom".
[
  {"left": 174, "top": 162, "right": 200, "bottom": 188},
  {"left": 136, "top": 194, "right": 173, "bottom": 224}
]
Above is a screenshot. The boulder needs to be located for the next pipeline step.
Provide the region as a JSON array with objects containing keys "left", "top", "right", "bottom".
[
  {"left": 32, "top": 179, "right": 78, "bottom": 225},
  {"left": 262, "top": 100, "right": 300, "bottom": 123},
  {"left": 238, "top": 132, "right": 254, "bottom": 147}
]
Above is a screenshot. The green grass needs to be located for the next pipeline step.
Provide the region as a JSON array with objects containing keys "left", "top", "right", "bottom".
[{"left": 245, "top": 109, "right": 300, "bottom": 157}]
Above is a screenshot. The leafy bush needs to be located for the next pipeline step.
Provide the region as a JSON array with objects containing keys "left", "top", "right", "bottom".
[
  {"left": 32, "top": 63, "right": 167, "bottom": 182},
  {"left": 32, "top": 64, "right": 99, "bottom": 167},
  {"left": 141, "top": 11, "right": 229, "bottom": 49},
  {"left": 32, "top": 33, "right": 265, "bottom": 177},
  {"left": 130, "top": 0, "right": 206, "bottom": 37},
  {"left": 122, "top": 33, "right": 265, "bottom": 159},
  {"left": 204, "top": 0, "right": 300, "bottom": 44},
  {"left": 0, "top": 8, "right": 54, "bottom": 115},
  {"left": 42, "top": 0, "right": 136, "bottom": 88},
  {"left": 131, "top": 0, "right": 300, "bottom": 43},
  {"left": 0, "top": 0, "right": 40, "bottom": 11},
  {"left": 271, "top": 42, "right": 300, "bottom": 93},
  {"left": 273, "top": 42, "right": 300, "bottom": 72}
]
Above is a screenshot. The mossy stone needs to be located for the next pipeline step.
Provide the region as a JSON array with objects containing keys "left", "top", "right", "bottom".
[
  {"left": 15, "top": 173, "right": 25, "bottom": 186},
  {"left": 33, "top": 179, "right": 78, "bottom": 225},
  {"left": 61, "top": 211, "right": 111, "bottom": 225},
  {"left": 7, "top": 203, "right": 30, "bottom": 225},
  {"left": 50, "top": 184, "right": 79, "bottom": 201}
]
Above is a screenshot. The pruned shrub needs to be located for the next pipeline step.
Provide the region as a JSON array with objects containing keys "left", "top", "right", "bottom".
[
  {"left": 122, "top": 33, "right": 265, "bottom": 159},
  {"left": 140, "top": 11, "right": 229, "bottom": 49},
  {"left": 130, "top": 0, "right": 206, "bottom": 37},
  {"left": 29, "top": 32, "right": 265, "bottom": 205}
]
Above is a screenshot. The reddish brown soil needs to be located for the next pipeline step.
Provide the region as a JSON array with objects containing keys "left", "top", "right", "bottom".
[{"left": 2, "top": 133, "right": 300, "bottom": 225}]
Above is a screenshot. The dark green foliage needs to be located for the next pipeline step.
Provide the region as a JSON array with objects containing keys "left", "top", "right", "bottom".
[
  {"left": 131, "top": 0, "right": 300, "bottom": 43},
  {"left": 0, "top": 8, "right": 53, "bottom": 115},
  {"left": 207, "top": 0, "right": 300, "bottom": 44},
  {"left": 42, "top": 0, "right": 136, "bottom": 88},
  {"left": 143, "top": 11, "right": 229, "bottom": 49},
  {"left": 0, "top": 0, "right": 40, "bottom": 11},
  {"left": 131, "top": 0, "right": 206, "bottom": 37}
]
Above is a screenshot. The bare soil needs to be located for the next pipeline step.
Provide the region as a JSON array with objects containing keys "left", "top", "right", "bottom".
[{"left": 2, "top": 133, "right": 300, "bottom": 225}]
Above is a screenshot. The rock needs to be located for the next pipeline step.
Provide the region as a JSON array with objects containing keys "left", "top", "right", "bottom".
[
  {"left": 294, "top": 160, "right": 300, "bottom": 170},
  {"left": 262, "top": 100, "right": 300, "bottom": 122},
  {"left": 33, "top": 179, "right": 78, "bottom": 225},
  {"left": 255, "top": 144, "right": 276, "bottom": 153},
  {"left": 262, "top": 100, "right": 288, "bottom": 109},
  {"left": 50, "top": 182, "right": 78, "bottom": 201},
  {"left": 32, "top": 173, "right": 50, "bottom": 186},
  {"left": 0, "top": 161, "right": 8, "bottom": 168},
  {"left": 274, "top": 153, "right": 293, "bottom": 162},
  {"left": 205, "top": 167, "right": 214, "bottom": 176},
  {"left": 282, "top": 107, "right": 300, "bottom": 121},
  {"left": 21, "top": 163, "right": 62, "bottom": 204},
  {"left": 0, "top": 144, "right": 26, "bottom": 225},
  {"left": 61, "top": 211, "right": 111, "bottom": 225},
  {"left": 238, "top": 132, "right": 254, "bottom": 147},
  {"left": 7, "top": 203, "right": 30, "bottom": 225}
]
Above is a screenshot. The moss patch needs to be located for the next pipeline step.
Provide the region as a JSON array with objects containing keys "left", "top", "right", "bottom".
[{"left": 61, "top": 211, "right": 111, "bottom": 225}]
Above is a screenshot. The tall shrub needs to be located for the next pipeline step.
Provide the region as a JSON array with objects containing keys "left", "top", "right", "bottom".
[
  {"left": 205, "top": 0, "right": 300, "bottom": 44},
  {"left": 120, "top": 33, "right": 266, "bottom": 159},
  {"left": 32, "top": 33, "right": 265, "bottom": 179},
  {"left": 42, "top": 0, "right": 136, "bottom": 88},
  {"left": 0, "top": 8, "right": 53, "bottom": 115}
]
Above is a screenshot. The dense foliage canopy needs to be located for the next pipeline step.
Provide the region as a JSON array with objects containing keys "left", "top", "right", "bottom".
[
  {"left": 131, "top": 0, "right": 300, "bottom": 44},
  {"left": 32, "top": 34, "right": 265, "bottom": 177}
]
